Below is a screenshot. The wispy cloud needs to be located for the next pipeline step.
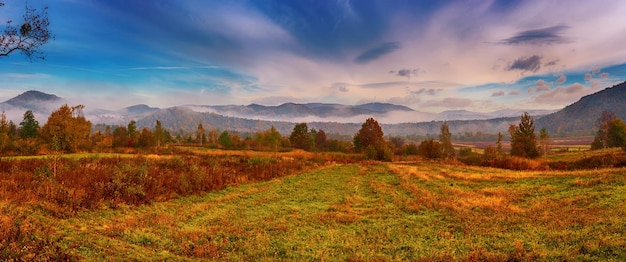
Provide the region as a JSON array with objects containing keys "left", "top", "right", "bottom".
[
  {"left": 508, "top": 55, "right": 542, "bottom": 72},
  {"left": 128, "top": 66, "right": 220, "bottom": 71},
  {"left": 389, "top": 68, "right": 421, "bottom": 79},
  {"left": 497, "top": 25, "right": 570, "bottom": 45},
  {"left": 354, "top": 42, "right": 401, "bottom": 64},
  {"left": 423, "top": 98, "right": 473, "bottom": 109}
]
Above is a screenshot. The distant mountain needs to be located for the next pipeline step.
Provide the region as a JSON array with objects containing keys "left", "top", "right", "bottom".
[
  {"left": 354, "top": 103, "right": 414, "bottom": 113},
  {"left": 2, "top": 90, "right": 62, "bottom": 106},
  {"left": 85, "top": 104, "right": 161, "bottom": 126},
  {"left": 134, "top": 106, "right": 521, "bottom": 137},
  {"left": 536, "top": 81, "right": 626, "bottom": 136},
  {"left": 438, "top": 109, "right": 556, "bottom": 121},
  {"left": 0, "top": 90, "right": 67, "bottom": 122},
  {"left": 0, "top": 90, "right": 567, "bottom": 137},
  {"left": 183, "top": 102, "right": 415, "bottom": 121}
]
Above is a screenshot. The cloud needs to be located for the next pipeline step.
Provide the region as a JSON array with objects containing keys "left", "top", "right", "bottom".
[
  {"left": 423, "top": 98, "right": 473, "bottom": 108},
  {"left": 331, "top": 82, "right": 349, "bottom": 92},
  {"left": 411, "top": 88, "right": 442, "bottom": 96},
  {"left": 507, "top": 55, "right": 542, "bottom": 72},
  {"left": 387, "top": 94, "right": 421, "bottom": 106},
  {"left": 528, "top": 79, "right": 552, "bottom": 93},
  {"left": 509, "top": 91, "right": 520, "bottom": 95},
  {"left": 556, "top": 74, "right": 566, "bottom": 84},
  {"left": 531, "top": 83, "right": 600, "bottom": 105},
  {"left": 600, "top": 72, "right": 609, "bottom": 79},
  {"left": 584, "top": 73, "right": 592, "bottom": 81},
  {"left": 389, "top": 68, "right": 421, "bottom": 79},
  {"left": 497, "top": 25, "right": 570, "bottom": 45},
  {"left": 491, "top": 91, "right": 505, "bottom": 97},
  {"left": 353, "top": 42, "right": 401, "bottom": 64}
]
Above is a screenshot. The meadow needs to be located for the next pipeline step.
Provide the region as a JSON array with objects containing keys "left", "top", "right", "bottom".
[{"left": 1, "top": 148, "right": 625, "bottom": 261}]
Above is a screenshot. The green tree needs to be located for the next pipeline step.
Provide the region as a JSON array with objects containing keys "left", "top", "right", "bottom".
[
  {"left": 0, "top": 1, "right": 53, "bottom": 59},
  {"left": 289, "top": 123, "right": 312, "bottom": 150},
  {"left": 218, "top": 131, "right": 233, "bottom": 149},
  {"left": 41, "top": 104, "right": 91, "bottom": 152},
  {"left": 353, "top": 117, "right": 384, "bottom": 152},
  {"left": 19, "top": 110, "right": 39, "bottom": 138},
  {"left": 509, "top": 112, "right": 539, "bottom": 158},
  {"left": 127, "top": 120, "right": 139, "bottom": 147},
  {"left": 440, "top": 122, "right": 455, "bottom": 158},
  {"left": 606, "top": 118, "right": 626, "bottom": 148}
]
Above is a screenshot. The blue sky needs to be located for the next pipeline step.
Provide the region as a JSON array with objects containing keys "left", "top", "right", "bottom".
[{"left": 1, "top": 0, "right": 626, "bottom": 112}]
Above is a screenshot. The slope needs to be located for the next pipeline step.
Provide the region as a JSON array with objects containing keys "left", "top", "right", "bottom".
[{"left": 536, "top": 81, "right": 626, "bottom": 136}]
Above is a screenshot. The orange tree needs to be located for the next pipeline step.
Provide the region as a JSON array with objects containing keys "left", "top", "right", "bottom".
[
  {"left": 353, "top": 117, "right": 391, "bottom": 161},
  {"left": 41, "top": 105, "right": 91, "bottom": 152}
]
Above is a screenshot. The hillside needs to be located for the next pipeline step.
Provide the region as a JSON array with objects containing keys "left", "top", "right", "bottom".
[
  {"left": 536, "top": 81, "right": 626, "bottom": 136},
  {"left": 134, "top": 106, "right": 520, "bottom": 137}
]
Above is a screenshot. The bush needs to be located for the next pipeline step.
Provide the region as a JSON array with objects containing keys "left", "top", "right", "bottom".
[
  {"left": 418, "top": 139, "right": 441, "bottom": 159},
  {"left": 364, "top": 144, "right": 393, "bottom": 161}
]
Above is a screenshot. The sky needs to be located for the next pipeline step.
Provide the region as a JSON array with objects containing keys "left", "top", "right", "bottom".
[{"left": 1, "top": 0, "right": 626, "bottom": 113}]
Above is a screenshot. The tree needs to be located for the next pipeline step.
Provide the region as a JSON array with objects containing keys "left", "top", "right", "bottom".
[
  {"left": 289, "top": 123, "right": 312, "bottom": 150},
  {"left": 539, "top": 128, "right": 550, "bottom": 159},
  {"left": 112, "top": 126, "right": 129, "bottom": 148},
  {"left": 218, "top": 131, "right": 233, "bottom": 149},
  {"left": 315, "top": 129, "right": 327, "bottom": 151},
  {"left": 1, "top": 1, "right": 53, "bottom": 59},
  {"left": 0, "top": 111, "right": 9, "bottom": 152},
  {"left": 137, "top": 128, "right": 156, "bottom": 148},
  {"left": 154, "top": 120, "right": 166, "bottom": 147},
  {"left": 418, "top": 139, "right": 442, "bottom": 159},
  {"left": 593, "top": 110, "right": 617, "bottom": 149},
  {"left": 196, "top": 123, "right": 205, "bottom": 145},
  {"left": 353, "top": 117, "right": 384, "bottom": 152},
  {"left": 440, "top": 122, "right": 455, "bottom": 158},
  {"left": 41, "top": 105, "right": 92, "bottom": 152},
  {"left": 496, "top": 132, "right": 503, "bottom": 154},
  {"left": 19, "top": 110, "right": 39, "bottom": 138},
  {"left": 126, "top": 120, "right": 139, "bottom": 147},
  {"left": 606, "top": 118, "right": 626, "bottom": 148},
  {"left": 509, "top": 112, "right": 539, "bottom": 158}
]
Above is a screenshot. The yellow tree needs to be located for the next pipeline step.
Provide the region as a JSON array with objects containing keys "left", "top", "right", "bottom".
[{"left": 41, "top": 104, "right": 91, "bottom": 152}]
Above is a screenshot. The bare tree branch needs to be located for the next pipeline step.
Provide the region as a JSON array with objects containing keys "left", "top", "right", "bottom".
[{"left": 1, "top": 1, "right": 53, "bottom": 60}]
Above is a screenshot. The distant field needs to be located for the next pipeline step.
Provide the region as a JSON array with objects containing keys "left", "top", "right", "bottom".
[
  {"left": 2, "top": 154, "right": 625, "bottom": 260},
  {"left": 456, "top": 136, "right": 594, "bottom": 153}
]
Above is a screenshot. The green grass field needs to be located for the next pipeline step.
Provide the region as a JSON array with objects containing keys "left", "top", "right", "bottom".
[{"left": 5, "top": 160, "right": 624, "bottom": 260}]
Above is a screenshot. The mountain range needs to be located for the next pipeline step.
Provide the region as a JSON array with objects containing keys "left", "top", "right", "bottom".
[{"left": 2, "top": 81, "right": 625, "bottom": 137}]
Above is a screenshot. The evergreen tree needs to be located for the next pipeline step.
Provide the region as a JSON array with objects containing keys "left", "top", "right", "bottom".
[
  {"left": 218, "top": 131, "right": 233, "bottom": 149},
  {"left": 289, "top": 123, "right": 311, "bottom": 150},
  {"left": 509, "top": 112, "right": 539, "bottom": 158},
  {"left": 19, "top": 110, "right": 39, "bottom": 138}
]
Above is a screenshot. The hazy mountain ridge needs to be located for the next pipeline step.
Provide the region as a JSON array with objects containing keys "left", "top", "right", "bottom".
[
  {"left": 536, "top": 81, "right": 626, "bottom": 136},
  {"left": 13, "top": 85, "right": 626, "bottom": 138}
]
